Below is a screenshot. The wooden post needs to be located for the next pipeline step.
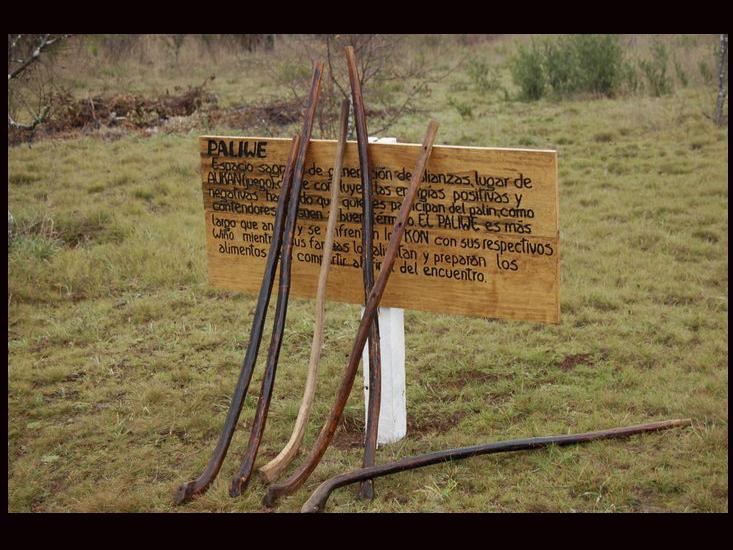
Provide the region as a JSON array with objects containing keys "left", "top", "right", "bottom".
[{"left": 362, "top": 136, "right": 407, "bottom": 446}]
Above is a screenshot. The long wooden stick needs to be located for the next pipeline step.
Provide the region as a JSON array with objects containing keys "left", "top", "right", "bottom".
[
  {"left": 258, "top": 99, "right": 350, "bottom": 484},
  {"left": 345, "top": 45, "right": 382, "bottom": 501},
  {"left": 263, "top": 119, "right": 440, "bottom": 507},
  {"left": 174, "top": 134, "right": 300, "bottom": 505},
  {"left": 230, "top": 62, "right": 325, "bottom": 497},
  {"left": 301, "top": 418, "right": 693, "bottom": 512}
]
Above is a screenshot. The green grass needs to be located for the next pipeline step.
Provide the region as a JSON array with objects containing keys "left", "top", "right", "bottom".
[{"left": 7, "top": 34, "right": 728, "bottom": 513}]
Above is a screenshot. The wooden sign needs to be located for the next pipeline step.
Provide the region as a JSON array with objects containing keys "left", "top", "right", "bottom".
[{"left": 199, "top": 136, "right": 559, "bottom": 324}]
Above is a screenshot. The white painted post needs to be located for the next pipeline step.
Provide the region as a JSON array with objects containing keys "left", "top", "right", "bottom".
[
  {"left": 361, "top": 306, "right": 406, "bottom": 445},
  {"left": 362, "top": 136, "right": 407, "bottom": 446}
]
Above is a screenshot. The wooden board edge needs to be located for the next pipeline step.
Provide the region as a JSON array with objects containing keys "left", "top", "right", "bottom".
[{"left": 198, "top": 135, "right": 558, "bottom": 155}]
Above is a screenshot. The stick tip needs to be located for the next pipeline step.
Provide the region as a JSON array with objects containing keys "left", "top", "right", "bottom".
[
  {"left": 174, "top": 481, "right": 196, "bottom": 505},
  {"left": 229, "top": 475, "right": 250, "bottom": 498},
  {"left": 300, "top": 502, "right": 323, "bottom": 513},
  {"left": 262, "top": 487, "right": 279, "bottom": 508}
]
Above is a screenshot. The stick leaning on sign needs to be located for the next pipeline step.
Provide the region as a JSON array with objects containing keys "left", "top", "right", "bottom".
[
  {"left": 258, "top": 99, "right": 350, "bottom": 484},
  {"left": 230, "top": 62, "right": 325, "bottom": 497},
  {"left": 174, "top": 134, "right": 300, "bottom": 505},
  {"left": 345, "top": 45, "right": 383, "bottom": 501},
  {"left": 263, "top": 119, "right": 440, "bottom": 507}
]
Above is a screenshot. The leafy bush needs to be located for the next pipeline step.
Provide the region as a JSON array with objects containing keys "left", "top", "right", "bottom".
[
  {"left": 510, "top": 35, "right": 625, "bottom": 100},
  {"left": 543, "top": 37, "right": 579, "bottom": 96},
  {"left": 510, "top": 41, "right": 545, "bottom": 100},
  {"left": 573, "top": 34, "right": 624, "bottom": 96}
]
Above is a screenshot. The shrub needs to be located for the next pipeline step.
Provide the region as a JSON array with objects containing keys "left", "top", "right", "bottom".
[
  {"left": 621, "top": 60, "right": 642, "bottom": 94},
  {"left": 510, "top": 34, "right": 625, "bottom": 100},
  {"left": 466, "top": 58, "right": 501, "bottom": 93},
  {"left": 510, "top": 41, "right": 545, "bottom": 100},
  {"left": 543, "top": 37, "right": 580, "bottom": 96},
  {"left": 572, "top": 34, "right": 624, "bottom": 96},
  {"left": 640, "top": 40, "right": 673, "bottom": 96}
]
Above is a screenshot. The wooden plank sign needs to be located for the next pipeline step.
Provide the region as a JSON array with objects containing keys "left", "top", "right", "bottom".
[{"left": 199, "top": 136, "right": 560, "bottom": 324}]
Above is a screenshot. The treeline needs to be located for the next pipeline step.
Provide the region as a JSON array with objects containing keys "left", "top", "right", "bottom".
[{"left": 82, "top": 34, "right": 275, "bottom": 63}]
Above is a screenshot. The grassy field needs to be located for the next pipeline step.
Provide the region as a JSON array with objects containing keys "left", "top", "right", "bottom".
[{"left": 7, "top": 34, "right": 728, "bottom": 512}]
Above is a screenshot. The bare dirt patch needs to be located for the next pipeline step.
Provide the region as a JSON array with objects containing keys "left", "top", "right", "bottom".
[
  {"left": 332, "top": 414, "right": 365, "bottom": 450},
  {"left": 446, "top": 370, "right": 501, "bottom": 390},
  {"left": 207, "top": 98, "right": 302, "bottom": 129},
  {"left": 408, "top": 411, "right": 467, "bottom": 437},
  {"left": 557, "top": 353, "right": 595, "bottom": 371}
]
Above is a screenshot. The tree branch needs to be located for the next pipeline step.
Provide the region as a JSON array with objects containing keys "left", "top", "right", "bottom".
[
  {"left": 8, "top": 34, "right": 67, "bottom": 82},
  {"left": 8, "top": 104, "right": 49, "bottom": 130},
  {"left": 326, "top": 35, "right": 349, "bottom": 101}
]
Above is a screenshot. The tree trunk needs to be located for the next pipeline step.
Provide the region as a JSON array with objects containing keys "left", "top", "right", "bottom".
[
  {"left": 8, "top": 209, "right": 14, "bottom": 243},
  {"left": 715, "top": 34, "right": 728, "bottom": 126}
]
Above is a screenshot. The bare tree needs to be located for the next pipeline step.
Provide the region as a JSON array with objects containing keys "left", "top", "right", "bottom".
[
  {"left": 262, "top": 35, "right": 451, "bottom": 139},
  {"left": 325, "top": 34, "right": 435, "bottom": 136},
  {"left": 8, "top": 34, "right": 68, "bottom": 241},
  {"left": 714, "top": 34, "right": 728, "bottom": 126},
  {"left": 7, "top": 33, "right": 69, "bottom": 133}
]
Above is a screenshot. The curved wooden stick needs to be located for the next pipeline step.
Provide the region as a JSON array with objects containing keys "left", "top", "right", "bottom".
[
  {"left": 263, "top": 120, "right": 440, "bottom": 508},
  {"left": 258, "top": 99, "right": 350, "bottom": 484},
  {"left": 301, "top": 418, "right": 693, "bottom": 512},
  {"left": 174, "top": 134, "right": 300, "bottom": 505},
  {"left": 345, "top": 45, "right": 382, "bottom": 501},
  {"left": 230, "top": 62, "right": 325, "bottom": 497}
]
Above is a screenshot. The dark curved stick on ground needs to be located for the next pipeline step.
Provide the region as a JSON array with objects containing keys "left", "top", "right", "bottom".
[
  {"left": 301, "top": 418, "right": 693, "bottom": 512},
  {"left": 230, "top": 62, "right": 325, "bottom": 497},
  {"left": 263, "top": 120, "right": 440, "bottom": 508},
  {"left": 345, "top": 45, "right": 382, "bottom": 501},
  {"left": 174, "top": 134, "right": 300, "bottom": 505}
]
